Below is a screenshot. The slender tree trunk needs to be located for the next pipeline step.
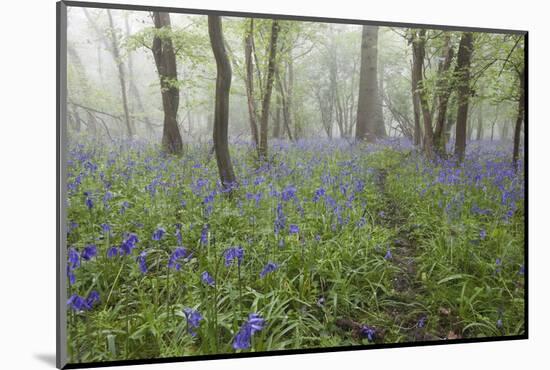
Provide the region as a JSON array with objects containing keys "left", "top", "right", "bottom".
[
  {"left": 356, "top": 26, "right": 384, "bottom": 142},
  {"left": 335, "top": 91, "right": 345, "bottom": 138},
  {"left": 107, "top": 10, "right": 133, "bottom": 138},
  {"left": 410, "top": 58, "right": 422, "bottom": 146},
  {"left": 273, "top": 93, "right": 281, "bottom": 138},
  {"left": 276, "top": 71, "right": 294, "bottom": 142},
  {"left": 434, "top": 34, "right": 455, "bottom": 155},
  {"left": 244, "top": 19, "right": 260, "bottom": 149},
  {"left": 512, "top": 66, "right": 525, "bottom": 170},
  {"left": 288, "top": 57, "right": 298, "bottom": 140},
  {"left": 476, "top": 102, "right": 483, "bottom": 140},
  {"left": 258, "top": 20, "right": 280, "bottom": 159},
  {"left": 208, "top": 15, "right": 237, "bottom": 190},
  {"left": 152, "top": 12, "right": 183, "bottom": 155},
  {"left": 454, "top": 32, "right": 474, "bottom": 162},
  {"left": 411, "top": 29, "right": 434, "bottom": 159},
  {"left": 125, "top": 13, "right": 154, "bottom": 135}
]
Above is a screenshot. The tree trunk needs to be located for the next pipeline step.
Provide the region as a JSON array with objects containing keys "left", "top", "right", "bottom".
[
  {"left": 411, "top": 29, "right": 434, "bottom": 159},
  {"left": 356, "top": 26, "right": 384, "bottom": 142},
  {"left": 107, "top": 10, "right": 133, "bottom": 138},
  {"left": 454, "top": 32, "right": 474, "bottom": 162},
  {"left": 258, "top": 20, "right": 280, "bottom": 159},
  {"left": 273, "top": 93, "right": 281, "bottom": 139},
  {"left": 244, "top": 19, "right": 260, "bottom": 148},
  {"left": 208, "top": 15, "right": 237, "bottom": 190},
  {"left": 512, "top": 66, "right": 525, "bottom": 170},
  {"left": 125, "top": 13, "right": 154, "bottom": 135},
  {"left": 276, "top": 70, "right": 294, "bottom": 142},
  {"left": 152, "top": 12, "right": 183, "bottom": 155},
  {"left": 476, "top": 102, "right": 483, "bottom": 140},
  {"left": 410, "top": 47, "right": 422, "bottom": 146},
  {"left": 433, "top": 34, "right": 455, "bottom": 155}
]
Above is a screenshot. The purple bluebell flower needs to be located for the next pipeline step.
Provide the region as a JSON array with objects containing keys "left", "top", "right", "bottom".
[
  {"left": 384, "top": 249, "right": 392, "bottom": 260},
  {"left": 107, "top": 246, "right": 119, "bottom": 258},
  {"left": 259, "top": 262, "right": 278, "bottom": 278},
  {"left": 183, "top": 308, "right": 203, "bottom": 337},
  {"left": 200, "top": 224, "right": 209, "bottom": 245},
  {"left": 67, "top": 265, "right": 76, "bottom": 285},
  {"left": 224, "top": 246, "right": 244, "bottom": 267},
  {"left": 418, "top": 316, "right": 427, "bottom": 328},
  {"left": 289, "top": 224, "right": 299, "bottom": 234},
  {"left": 101, "top": 223, "right": 111, "bottom": 235},
  {"left": 274, "top": 203, "right": 286, "bottom": 235},
  {"left": 519, "top": 265, "right": 525, "bottom": 275},
  {"left": 152, "top": 227, "right": 166, "bottom": 241},
  {"left": 168, "top": 247, "right": 188, "bottom": 271},
  {"left": 68, "top": 221, "right": 79, "bottom": 234},
  {"left": 496, "top": 319, "right": 503, "bottom": 328},
  {"left": 281, "top": 185, "right": 297, "bottom": 202},
  {"left": 67, "top": 290, "right": 100, "bottom": 311},
  {"left": 81, "top": 244, "right": 97, "bottom": 260},
  {"left": 85, "top": 196, "right": 94, "bottom": 210},
  {"left": 360, "top": 325, "right": 376, "bottom": 342},
  {"left": 201, "top": 271, "right": 215, "bottom": 287},
  {"left": 313, "top": 187, "right": 325, "bottom": 202},
  {"left": 86, "top": 290, "right": 100, "bottom": 308},
  {"left": 137, "top": 251, "right": 147, "bottom": 274},
  {"left": 175, "top": 223, "right": 183, "bottom": 246},
  {"left": 120, "top": 233, "right": 139, "bottom": 255},
  {"left": 68, "top": 248, "right": 80, "bottom": 269},
  {"left": 103, "top": 191, "right": 113, "bottom": 205},
  {"left": 233, "top": 313, "right": 265, "bottom": 350},
  {"left": 479, "top": 229, "right": 487, "bottom": 240},
  {"left": 67, "top": 294, "right": 87, "bottom": 311},
  {"left": 119, "top": 201, "right": 129, "bottom": 214}
]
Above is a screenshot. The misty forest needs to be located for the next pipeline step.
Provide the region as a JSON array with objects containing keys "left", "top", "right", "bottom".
[{"left": 65, "top": 7, "right": 525, "bottom": 363}]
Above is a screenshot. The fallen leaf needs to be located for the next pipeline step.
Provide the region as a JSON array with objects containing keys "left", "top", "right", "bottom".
[
  {"left": 447, "top": 331, "right": 461, "bottom": 340},
  {"left": 439, "top": 307, "right": 451, "bottom": 316}
]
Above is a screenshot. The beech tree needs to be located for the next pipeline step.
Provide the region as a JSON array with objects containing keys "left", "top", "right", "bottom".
[
  {"left": 454, "top": 32, "right": 474, "bottom": 162},
  {"left": 258, "top": 20, "right": 280, "bottom": 159},
  {"left": 356, "top": 25, "right": 385, "bottom": 142},
  {"left": 208, "top": 15, "right": 237, "bottom": 190},
  {"left": 151, "top": 12, "right": 184, "bottom": 155},
  {"left": 244, "top": 19, "right": 260, "bottom": 149}
]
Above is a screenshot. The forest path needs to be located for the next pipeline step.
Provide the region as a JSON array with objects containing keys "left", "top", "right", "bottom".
[{"left": 372, "top": 157, "right": 439, "bottom": 342}]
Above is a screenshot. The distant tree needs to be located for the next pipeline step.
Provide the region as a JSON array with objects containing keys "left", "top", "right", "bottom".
[
  {"left": 356, "top": 25, "right": 385, "bottom": 142},
  {"left": 512, "top": 65, "right": 525, "bottom": 170},
  {"left": 208, "top": 15, "right": 237, "bottom": 190},
  {"left": 124, "top": 12, "right": 154, "bottom": 135},
  {"left": 151, "top": 12, "right": 184, "bottom": 155},
  {"left": 244, "top": 19, "right": 260, "bottom": 149},
  {"left": 258, "top": 20, "right": 280, "bottom": 160},
  {"left": 106, "top": 10, "right": 133, "bottom": 138},
  {"left": 454, "top": 32, "right": 474, "bottom": 162},
  {"left": 272, "top": 94, "right": 282, "bottom": 139}
]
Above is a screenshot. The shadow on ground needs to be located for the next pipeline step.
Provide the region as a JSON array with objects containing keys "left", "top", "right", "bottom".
[{"left": 34, "top": 353, "right": 56, "bottom": 367}]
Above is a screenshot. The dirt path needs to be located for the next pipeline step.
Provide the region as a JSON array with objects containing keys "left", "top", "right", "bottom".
[{"left": 372, "top": 162, "right": 438, "bottom": 342}]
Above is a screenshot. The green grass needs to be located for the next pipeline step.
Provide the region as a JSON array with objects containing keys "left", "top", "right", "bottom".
[{"left": 65, "top": 139, "right": 524, "bottom": 363}]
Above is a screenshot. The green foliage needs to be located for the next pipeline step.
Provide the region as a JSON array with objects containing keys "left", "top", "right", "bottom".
[{"left": 66, "top": 140, "right": 524, "bottom": 362}]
